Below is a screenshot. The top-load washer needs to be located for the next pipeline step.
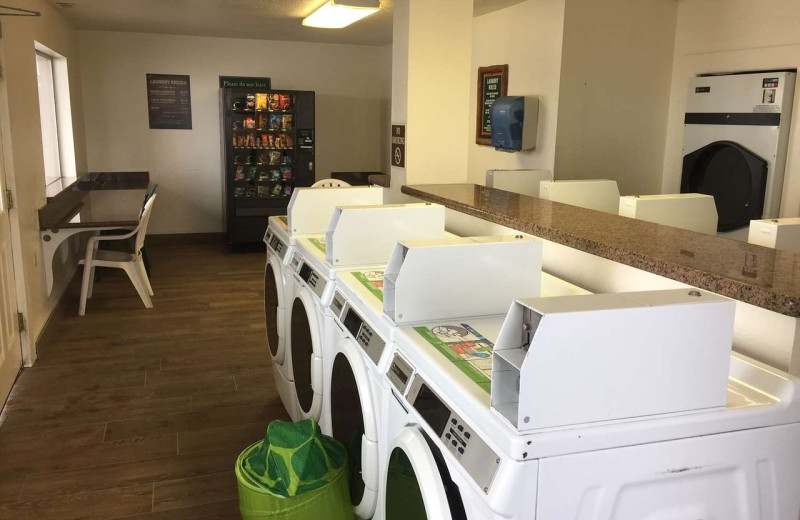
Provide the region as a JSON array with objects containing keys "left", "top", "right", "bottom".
[
  {"left": 378, "top": 288, "right": 800, "bottom": 519},
  {"left": 266, "top": 186, "right": 383, "bottom": 419},
  {"left": 681, "top": 71, "right": 796, "bottom": 230},
  {"left": 282, "top": 203, "right": 448, "bottom": 424}
]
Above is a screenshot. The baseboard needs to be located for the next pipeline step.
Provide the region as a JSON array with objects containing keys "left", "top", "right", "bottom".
[{"left": 146, "top": 232, "right": 225, "bottom": 245}]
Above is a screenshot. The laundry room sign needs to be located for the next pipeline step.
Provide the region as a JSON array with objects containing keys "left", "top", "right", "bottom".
[
  {"left": 146, "top": 73, "right": 192, "bottom": 130},
  {"left": 476, "top": 64, "right": 508, "bottom": 145}
]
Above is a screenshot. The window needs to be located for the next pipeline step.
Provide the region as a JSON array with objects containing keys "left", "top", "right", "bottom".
[{"left": 34, "top": 44, "right": 76, "bottom": 196}]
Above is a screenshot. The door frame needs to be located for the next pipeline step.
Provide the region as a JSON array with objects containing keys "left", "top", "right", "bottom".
[{"left": 0, "top": 32, "right": 33, "bottom": 367}]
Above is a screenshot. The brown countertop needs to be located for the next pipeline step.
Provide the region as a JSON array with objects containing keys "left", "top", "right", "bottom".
[
  {"left": 39, "top": 172, "right": 150, "bottom": 230},
  {"left": 403, "top": 183, "right": 800, "bottom": 317}
]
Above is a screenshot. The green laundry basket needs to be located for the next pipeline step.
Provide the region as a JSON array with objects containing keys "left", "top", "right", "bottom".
[{"left": 235, "top": 419, "right": 354, "bottom": 520}]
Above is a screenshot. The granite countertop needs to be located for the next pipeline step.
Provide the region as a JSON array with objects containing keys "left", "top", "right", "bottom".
[
  {"left": 403, "top": 183, "right": 800, "bottom": 317},
  {"left": 39, "top": 172, "right": 150, "bottom": 230}
]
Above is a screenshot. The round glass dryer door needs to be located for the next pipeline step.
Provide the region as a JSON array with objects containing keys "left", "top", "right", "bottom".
[
  {"left": 383, "top": 427, "right": 464, "bottom": 520},
  {"left": 289, "top": 290, "right": 321, "bottom": 415},
  {"left": 329, "top": 342, "right": 380, "bottom": 518},
  {"left": 681, "top": 140, "right": 768, "bottom": 230},
  {"left": 264, "top": 261, "right": 282, "bottom": 358}
]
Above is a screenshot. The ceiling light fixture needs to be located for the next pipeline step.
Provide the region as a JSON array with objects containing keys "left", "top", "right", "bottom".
[{"left": 302, "top": 0, "right": 381, "bottom": 29}]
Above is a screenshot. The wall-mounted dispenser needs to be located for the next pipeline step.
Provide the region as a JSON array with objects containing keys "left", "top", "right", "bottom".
[{"left": 490, "top": 96, "right": 539, "bottom": 152}]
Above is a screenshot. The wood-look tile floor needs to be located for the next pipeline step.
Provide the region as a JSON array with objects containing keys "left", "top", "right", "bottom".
[{"left": 0, "top": 237, "right": 287, "bottom": 519}]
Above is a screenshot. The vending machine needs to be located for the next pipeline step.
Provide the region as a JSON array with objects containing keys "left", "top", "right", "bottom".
[{"left": 220, "top": 87, "right": 315, "bottom": 245}]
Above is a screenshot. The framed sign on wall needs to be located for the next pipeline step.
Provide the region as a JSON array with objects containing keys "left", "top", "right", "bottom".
[
  {"left": 146, "top": 73, "right": 192, "bottom": 130},
  {"left": 476, "top": 64, "right": 508, "bottom": 145}
]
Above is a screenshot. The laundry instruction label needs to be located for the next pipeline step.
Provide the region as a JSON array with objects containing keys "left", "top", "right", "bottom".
[
  {"left": 351, "top": 270, "right": 384, "bottom": 302},
  {"left": 308, "top": 237, "right": 326, "bottom": 254},
  {"left": 413, "top": 323, "right": 494, "bottom": 393}
]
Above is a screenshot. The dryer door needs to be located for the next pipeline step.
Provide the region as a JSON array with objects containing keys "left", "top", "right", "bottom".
[
  {"left": 264, "top": 255, "right": 285, "bottom": 361},
  {"left": 382, "top": 427, "right": 466, "bottom": 520},
  {"left": 329, "top": 339, "right": 380, "bottom": 519},
  {"left": 680, "top": 140, "right": 768, "bottom": 231},
  {"left": 289, "top": 288, "right": 323, "bottom": 419}
]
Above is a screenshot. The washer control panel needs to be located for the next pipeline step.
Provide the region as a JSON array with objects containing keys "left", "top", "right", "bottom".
[
  {"left": 406, "top": 374, "right": 500, "bottom": 494},
  {"left": 331, "top": 296, "right": 385, "bottom": 365},
  {"left": 293, "top": 254, "right": 326, "bottom": 300},
  {"left": 265, "top": 230, "right": 288, "bottom": 261}
]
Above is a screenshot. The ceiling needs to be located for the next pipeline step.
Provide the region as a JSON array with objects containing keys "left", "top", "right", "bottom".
[
  {"left": 49, "top": 0, "right": 523, "bottom": 46},
  {"left": 49, "top": 0, "right": 395, "bottom": 46}
]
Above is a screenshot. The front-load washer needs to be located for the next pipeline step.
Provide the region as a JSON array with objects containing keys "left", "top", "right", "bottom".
[
  {"left": 282, "top": 204, "right": 448, "bottom": 424},
  {"left": 266, "top": 186, "right": 384, "bottom": 420},
  {"left": 377, "top": 290, "right": 800, "bottom": 519},
  {"left": 324, "top": 273, "right": 395, "bottom": 519},
  {"left": 681, "top": 71, "right": 796, "bottom": 229},
  {"left": 323, "top": 235, "right": 551, "bottom": 519}
]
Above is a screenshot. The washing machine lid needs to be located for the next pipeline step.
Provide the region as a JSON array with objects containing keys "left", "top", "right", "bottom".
[
  {"left": 265, "top": 259, "right": 285, "bottom": 359},
  {"left": 290, "top": 288, "right": 323, "bottom": 417},
  {"left": 680, "top": 140, "right": 768, "bottom": 231},
  {"left": 330, "top": 340, "right": 380, "bottom": 518},
  {"left": 383, "top": 427, "right": 465, "bottom": 520}
]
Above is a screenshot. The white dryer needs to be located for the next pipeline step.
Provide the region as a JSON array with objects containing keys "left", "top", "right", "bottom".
[
  {"left": 282, "top": 204, "right": 447, "bottom": 424},
  {"left": 377, "top": 290, "right": 800, "bottom": 519},
  {"left": 267, "top": 186, "right": 384, "bottom": 420},
  {"left": 681, "top": 71, "right": 796, "bottom": 229}
]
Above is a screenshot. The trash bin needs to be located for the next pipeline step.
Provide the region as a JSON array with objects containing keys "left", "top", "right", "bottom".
[{"left": 235, "top": 419, "right": 354, "bottom": 519}]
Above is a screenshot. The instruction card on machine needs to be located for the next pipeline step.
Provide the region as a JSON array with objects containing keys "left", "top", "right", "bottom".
[{"left": 414, "top": 323, "right": 494, "bottom": 393}]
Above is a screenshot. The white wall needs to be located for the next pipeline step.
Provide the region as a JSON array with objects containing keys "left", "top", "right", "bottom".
[
  {"left": 467, "top": 0, "right": 566, "bottom": 185},
  {"left": 555, "top": 0, "right": 677, "bottom": 196},
  {"left": 662, "top": 0, "right": 800, "bottom": 218},
  {"left": 0, "top": 0, "right": 88, "bottom": 353},
  {"left": 79, "top": 31, "right": 392, "bottom": 234}
]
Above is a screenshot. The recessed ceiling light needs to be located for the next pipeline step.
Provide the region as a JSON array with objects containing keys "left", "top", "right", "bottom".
[{"left": 302, "top": 0, "right": 381, "bottom": 29}]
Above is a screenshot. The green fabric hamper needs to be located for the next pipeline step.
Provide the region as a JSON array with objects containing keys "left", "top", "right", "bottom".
[{"left": 235, "top": 419, "right": 354, "bottom": 520}]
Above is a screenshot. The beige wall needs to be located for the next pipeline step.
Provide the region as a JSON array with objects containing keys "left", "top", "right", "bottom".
[
  {"left": 405, "top": 0, "right": 472, "bottom": 186},
  {"left": 555, "top": 0, "right": 677, "bottom": 195},
  {"left": 467, "top": 0, "right": 565, "bottom": 184},
  {"left": 388, "top": 0, "right": 472, "bottom": 201},
  {"left": 78, "top": 31, "right": 392, "bottom": 234},
  {"left": 662, "top": 0, "right": 800, "bottom": 217},
  {"left": 0, "top": 0, "right": 87, "bottom": 353}
]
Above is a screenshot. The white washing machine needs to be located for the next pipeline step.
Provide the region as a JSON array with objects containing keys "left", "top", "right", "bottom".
[
  {"left": 377, "top": 289, "right": 800, "bottom": 519},
  {"left": 266, "top": 186, "right": 384, "bottom": 420},
  {"left": 282, "top": 203, "right": 448, "bottom": 424},
  {"left": 681, "top": 71, "right": 796, "bottom": 229},
  {"left": 322, "top": 235, "right": 550, "bottom": 519}
]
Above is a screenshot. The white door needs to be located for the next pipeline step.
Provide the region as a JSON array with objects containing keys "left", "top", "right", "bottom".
[
  {"left": 0, "top": 149, "right": 21, "bottom": 406},
  {"left": 382, "top": 427, "right": 455, "bottom": 520}
]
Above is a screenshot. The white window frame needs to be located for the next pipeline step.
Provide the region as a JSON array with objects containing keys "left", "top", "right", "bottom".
[{"left": 34, "top": 42, "right": 76, "bottom": 197}]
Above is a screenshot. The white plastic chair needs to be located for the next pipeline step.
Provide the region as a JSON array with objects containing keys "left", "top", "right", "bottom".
[
  {"left": 78, "top": 194, "right": 157, "bottom": 316},
  {"left": 311, "top": 179, "right": 351, "bottom": 188}
]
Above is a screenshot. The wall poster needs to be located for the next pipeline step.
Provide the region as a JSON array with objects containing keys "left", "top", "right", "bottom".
[
  {"left": 476, "top": 64, "right": 508, "bottom": 145},
  {"left": 147, "top": 73, "right": 192, "bottom": 130}
]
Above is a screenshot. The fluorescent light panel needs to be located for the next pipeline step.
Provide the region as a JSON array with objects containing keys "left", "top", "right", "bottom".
[{"left": 302, "top": 0, "right": 381, "bottom": 29}]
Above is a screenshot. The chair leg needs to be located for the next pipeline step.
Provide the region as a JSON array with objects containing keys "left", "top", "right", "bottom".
[
  {"left": 137, "top": 257, "right": 154, "bottom": 296},
  {"left": 79, "top": 262, "right": 93, "bottom": 316},
  {"left": 87, "top": 265, "right": 96, "bottom": 299},
  {"left": 124, "top": 263, "right": 153, "bottom": 309},
  {"left": 141, "top": 244, "right": 151, "bottom": 277}
]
